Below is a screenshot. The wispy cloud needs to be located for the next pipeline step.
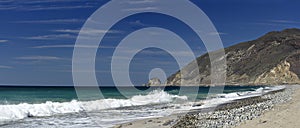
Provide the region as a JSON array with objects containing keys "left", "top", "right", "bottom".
[
  {"left": 254, "top": 19, "right": 300, "bottom": 27},
  {"left": 22, "top": 5, "right": 94, "bottom": 11},
  {"left": 25, "top": 28, "right": 122, "bottom": 41},
  {"left": 0, "top": 40, "right": 8, "bottom": 43},
  {"left": 207, "top": 32, "right": 228, "bottom": 36},
  {"left": 32, "top": 44, "right": 115, "bottom": 49},
  {"left": 269, "top": 20, "right": 300, "bottom": 24},
  {"left": 128, "top": 20, "right": 149, "bottom": 27},
  {"left": 125, "top": 0, "right": 157, "bottom": 4},
  {"left": 0, "top": 65, "right": 13, "bottom": 69},
  {"left": 122, "top": 7, "right": 157, "bottom": 12},
  {"left": 117, "top": 48, "right": 196, "bottom": 57},
  {"left": 0, "top": 0, "right": 15, "bottom": 3},
  {"left": 140, "top": 50, "right": 195, "bottom": 57},
  {"left": 15, "top": 19, "right": 84, "bottom": 24},
  {"left": 59, "top": 69, "right": 106, "bottom": 73},
  {"left": 0, "top": 0, "right": 88, "bottom": 4},
  {"left": 54, "top": 29, "right": 122, "bottom": 35},
  {"left": 119, "top": 0, "right": 158, "bottom": 12},
  {"left": 109, "top": 56, "right": 132, "bottom": 60},
  {"left": 0, "top": 0, "right": 96, "bottom": 11},
  {"left": 16, "top": 56, "right": 63, "bottom": 61},
  {"left": 253, "top": 22, "right": 292, "bottom": 27},
  {"left": 24, "top": 34, "right": 76, "bottom": 40}
]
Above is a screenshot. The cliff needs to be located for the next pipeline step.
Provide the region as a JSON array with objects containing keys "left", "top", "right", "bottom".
[{"left": 166, "top": 28, "right": 300, "bottom": 86}]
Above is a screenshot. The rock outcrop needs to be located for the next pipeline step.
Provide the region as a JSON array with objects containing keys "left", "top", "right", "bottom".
[
  {"left": 167, "top": 28, "right": 300, "bottom": 86},
  {"left": 145, "top": 78, "right": 162, "bottom": 86}
]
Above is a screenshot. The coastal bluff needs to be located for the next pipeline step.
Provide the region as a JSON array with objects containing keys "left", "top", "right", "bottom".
[{"left": 165, "top": 28, "right": 300, "bottom": 86}]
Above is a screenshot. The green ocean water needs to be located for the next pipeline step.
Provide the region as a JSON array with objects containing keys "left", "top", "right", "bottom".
[
  {"left": 0, "top": 86, "right": 261, "bottom": 105},
  {"left": 0, "top": 85, "right": 269, "bottom": 128}
]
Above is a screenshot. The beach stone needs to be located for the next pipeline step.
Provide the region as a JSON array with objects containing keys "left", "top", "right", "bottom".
[{"left": 171, "top": 88, "right": 294, "bottom": 128}]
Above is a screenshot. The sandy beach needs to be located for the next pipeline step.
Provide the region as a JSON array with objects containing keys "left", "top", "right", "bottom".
[
  {"left": 115, "top": 86, "right": 299, "bottom": 128},
  {"left": 236, "top": 86, "right": 300, "bottom": 128},
  {"left": 114, "top": 114, "right": 179, "bottom": 128}
]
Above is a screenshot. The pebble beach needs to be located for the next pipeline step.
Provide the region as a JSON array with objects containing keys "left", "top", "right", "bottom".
[{"left": 116, "top": 85, "right": 298, "bottom": 128}]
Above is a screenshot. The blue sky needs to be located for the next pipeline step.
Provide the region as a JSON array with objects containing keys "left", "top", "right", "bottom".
[{"left": 0, "top": 0, "right": 299, "bottom": 86}]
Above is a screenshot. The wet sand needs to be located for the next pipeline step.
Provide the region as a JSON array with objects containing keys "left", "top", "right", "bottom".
[
  {"left": 115, "top": 86, "right": 298, "bottom": 128},
  {"left": 113, "top": 114, "right": 179, "bottom": 128},
  {"left": 236, "top": 86, "right": 300, "bottom": 128}
]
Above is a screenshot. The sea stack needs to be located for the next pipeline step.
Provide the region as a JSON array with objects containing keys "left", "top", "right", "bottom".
[{"left": 145, "top": 78, "right": 162, "bottom": 86}]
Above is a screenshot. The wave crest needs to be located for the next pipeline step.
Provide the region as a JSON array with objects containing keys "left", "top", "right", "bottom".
[{"left": 0, "top": 89, "right": 187, "bottom": 122}]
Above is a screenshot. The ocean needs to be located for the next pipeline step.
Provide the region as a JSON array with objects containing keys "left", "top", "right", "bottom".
[{"left": 0, "top": 86, "right": 284, "bottom": 128}]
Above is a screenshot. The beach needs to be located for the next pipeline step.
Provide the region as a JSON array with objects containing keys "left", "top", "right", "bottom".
[
  {"left": 236, "top": 85, "right": 300, "bottom": 128},
  {"left": 0, "top": 86, "right": 268, "bottom": 127},
  {"left": 115, "top": 85, "right": 299, "bottom": 128}
]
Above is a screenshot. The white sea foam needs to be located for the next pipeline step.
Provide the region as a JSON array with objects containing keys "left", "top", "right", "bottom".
[
  {"left": 0, "top": 89, "right": 187, "bottom": 123},
  {"left": 195, "top": 85, "right": 286, "bottom": 109},
  {"left": 0, "top": 86, "right": 286, "bottom": 125}
]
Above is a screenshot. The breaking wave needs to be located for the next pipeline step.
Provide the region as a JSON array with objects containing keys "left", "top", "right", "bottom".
[
  {"left": 0, "top": 89, "right": 187, "bottom": 123},
  {"left": 0, "top": 86, "right": 286, "bottom": 124}
]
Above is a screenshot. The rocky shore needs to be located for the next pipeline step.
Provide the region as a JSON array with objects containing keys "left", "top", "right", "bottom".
[
  {"left": 172, "top": 87, "right": 294, "bottom": 128},
  {"left": 116, "top": 86, "right": 297, "bottom": 128}
]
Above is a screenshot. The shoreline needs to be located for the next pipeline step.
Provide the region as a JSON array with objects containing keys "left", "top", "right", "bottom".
[
  {"left": 114, "top": 85, "right": 298, "bottom": 128},
  {"left": 236, "top": 85, "right": 300, "bottom": 128}
]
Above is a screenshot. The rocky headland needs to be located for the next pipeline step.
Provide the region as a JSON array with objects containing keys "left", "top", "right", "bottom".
[{"left": 165, "top": 28, "right": 300, "bottom": 86}]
